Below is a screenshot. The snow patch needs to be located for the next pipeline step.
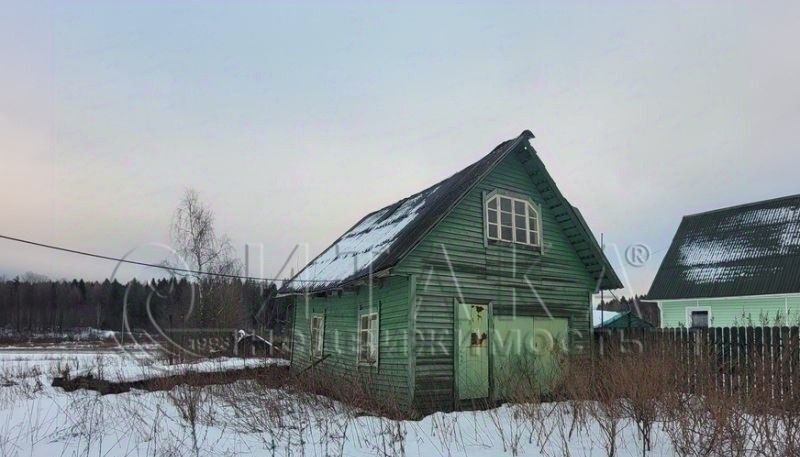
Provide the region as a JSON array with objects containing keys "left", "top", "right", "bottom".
[
  {"left": 284, "top": 185, "right": 439, "bottom": 290},
  {"left": 683, "top": 265, "right": 746, "bottom": 284},
  {"left": 71, "top": 356, "right": 288, "bottom": 382}
]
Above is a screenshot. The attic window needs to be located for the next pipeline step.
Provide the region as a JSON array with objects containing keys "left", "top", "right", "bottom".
[{"left": 485, "top": 193, "right": 541, "bottom": 247}]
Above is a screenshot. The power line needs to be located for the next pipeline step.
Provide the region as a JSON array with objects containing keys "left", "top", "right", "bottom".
[{"left": 0, "top": 234, "right": 310, "bottom": 283}]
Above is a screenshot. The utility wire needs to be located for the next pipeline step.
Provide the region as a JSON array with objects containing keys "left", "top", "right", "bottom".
[{"left": 0, "top": 234, "right": 311, "bottom": 283}]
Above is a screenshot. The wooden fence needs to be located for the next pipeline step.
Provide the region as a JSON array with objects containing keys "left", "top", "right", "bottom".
[{"left": 594, "top": 326, "right": 800, "bottom": 400}]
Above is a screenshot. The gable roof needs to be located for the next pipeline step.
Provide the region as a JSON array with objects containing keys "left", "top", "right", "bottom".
[
  {"left": 281, "top": 130, "right": 622, "bottom": 293},
  {"left": 648, "top": 194, "right": 800, "bottom": 300},
  {"left": 592, "top": 309, "right": 653, "bottom": 329},
  {"left": 592, "top": 309, "right": 622, "bottom": 327}
]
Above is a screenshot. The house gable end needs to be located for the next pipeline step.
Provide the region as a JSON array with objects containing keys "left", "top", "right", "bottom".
[{"left": 394, "top": 150, "right": 599, "bottom": 295}]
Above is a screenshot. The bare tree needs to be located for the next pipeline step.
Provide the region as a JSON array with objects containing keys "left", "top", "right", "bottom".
[
  {"left": 21, "top": 271, "right": 49, "bottom": 283},
  {"left": 171, "top": 189, "right": 238, "bottom": 277},
  {"left": 170, "top": 189, "right": 244, "bottom": 331}
]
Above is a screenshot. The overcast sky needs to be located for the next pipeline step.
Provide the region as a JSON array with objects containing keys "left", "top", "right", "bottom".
[{"left": 2, "top": 1, "right": 799, "bottom": 296}]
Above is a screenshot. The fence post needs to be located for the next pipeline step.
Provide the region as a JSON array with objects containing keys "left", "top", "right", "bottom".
[{"left": 745, "top": 327, "right": 755, "bottom": 396}]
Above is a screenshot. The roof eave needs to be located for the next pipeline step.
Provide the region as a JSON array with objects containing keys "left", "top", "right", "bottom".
[
  {"left": 278, "top": 267, "right": 394, "bottom": 295},
  {"left": 526, "top": 152, "right": 624, "bottom": 291}
]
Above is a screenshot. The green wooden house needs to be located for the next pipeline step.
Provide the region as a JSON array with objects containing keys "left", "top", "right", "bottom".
[
  {"left": 280, "top": 130, "right": 621, "bottom": 413},
  {"left": 649, "top": 194, "right": 800, "bottom": 328}
]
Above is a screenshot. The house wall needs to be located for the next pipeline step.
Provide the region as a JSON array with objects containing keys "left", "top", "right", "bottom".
[
  {"left": 289, "top": 275, "right": 412, "bottom": 407},
  {"left": 659, "top": 294, "right": 800, "bottom": 328},
  {"left": 394, "top": 151, "right": 597, "bottom": 412}
]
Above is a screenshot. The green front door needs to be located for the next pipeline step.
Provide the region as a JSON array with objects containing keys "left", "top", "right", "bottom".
[{"left": 457, "top": 303, "right": 489, "bottom": 400}]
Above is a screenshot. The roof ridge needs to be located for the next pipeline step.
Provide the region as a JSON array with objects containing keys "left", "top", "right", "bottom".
[
  {"left": 684, "top": 193, "right": 800, "bottom": 219},
  {"left": 391, "top": 131, "right": 533, "bottom": 206},
  {"left": 369, "top": 134, "right": 532, "bottom": 218}
]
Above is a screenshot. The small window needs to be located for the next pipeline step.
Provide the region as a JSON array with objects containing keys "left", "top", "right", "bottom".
[
  {"left": 485, "top": 193, "right": 542, "bottom": 247},
  {"left": 358, "top": 312, "right": 379, "bottom": 365},
  {"left": 690, "top": 311, "right": 709, "bottom": 328},
  {"left": 310, "top": 314, "right": 324, "bottom": 359}
]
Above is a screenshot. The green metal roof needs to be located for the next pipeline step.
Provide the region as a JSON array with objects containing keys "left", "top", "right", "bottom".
[
  {"left": 648, "top": 194, "right": 800, "bottom": 300},
  {"left": 593, "top": 309, "right": 653, "bottom": 329}
]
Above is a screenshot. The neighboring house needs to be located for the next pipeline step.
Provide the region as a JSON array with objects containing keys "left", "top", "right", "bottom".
[
  {"left": 649, "top": 194, "right": 800, "bottom": 328},
  {"left": 280, "top": 130, "right": 621, "bottom": 413},
  {"left": 592, "top": 309, "right": 653, "bottom": 329}
]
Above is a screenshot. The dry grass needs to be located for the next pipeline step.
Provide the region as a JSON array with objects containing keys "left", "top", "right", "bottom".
[{"left": 6, "top": 341, "right": 800, "bottom": 456}]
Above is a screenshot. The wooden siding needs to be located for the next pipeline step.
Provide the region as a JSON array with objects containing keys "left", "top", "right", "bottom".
[
  {"left": 395, "top": 150, "right": 597, "bottom": 411},
  {"left": 660, "top": 295, "right": 800, "bottom": 328},
  {"left": 290, "top": 275, "right": 412, "bottom": 407}
]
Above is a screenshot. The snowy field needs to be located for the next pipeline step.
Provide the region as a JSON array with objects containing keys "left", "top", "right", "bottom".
[
  {"left": 0, "top": 348, "right": 685, "bottom": 457},
  {"left": 0, "top": 348, "right": 287, "bottom": 382}
]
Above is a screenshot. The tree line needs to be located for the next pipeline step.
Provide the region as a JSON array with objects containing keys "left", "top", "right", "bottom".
[{"left": 0, "top": 274, "right": 285, "bottom": 334}]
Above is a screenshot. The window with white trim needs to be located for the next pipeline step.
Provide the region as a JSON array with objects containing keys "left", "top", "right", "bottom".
[
  {"left": 310, "top": 314, "right": 324, "bottom": 359},
  {"left": 358, "top": 312, "right": 379, "bottom": 365},
  {"left": 485, "top": 193, "right": 541, "bottom": 246}
]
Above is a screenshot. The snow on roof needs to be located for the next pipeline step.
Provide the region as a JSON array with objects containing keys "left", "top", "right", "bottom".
[
  {"left": 593, "top": 309, "right": 622, "bottom": 328},
  {"left": 282, "top": 184, "right": 440, "bottom": 291},
  {"left": 678, "top": 203, "right": 800, "bottom": 285},
  {"left": 649, "top": 194, "right": 800, "bottom": 299},
  {"left": 678, "top": 205, "right": 800, "bottom": 271}
]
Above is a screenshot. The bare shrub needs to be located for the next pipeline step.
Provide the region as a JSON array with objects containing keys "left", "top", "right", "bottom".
[
  {"left": 426, "top": 410, "right": 467, "bottom": 456},
  {"left": 611, "top": 348, "right": 681, "bottom": 457},
  {"left": 213, "top": 368, "right": 395, "bottom": 456},
  {"left": 562, "top": 353, "right": 627, "bottom": 457},
  {"left": 743, "top": 360, "right": 800, "bottom": 457},
  {"left": 494, "top": 348, "right": 590, "bottom": 457},
  {"left": 661, "top": 390, "right": 748, "bottom": 457},
  {"left": 295, "top": 370, "right": 409, "bottom": 456},
  {"left": 658, "top": 346, "right": 750, "bottom": 457},
  {"left": 167, "top": 384, "right": 209, "bottom": 457}
]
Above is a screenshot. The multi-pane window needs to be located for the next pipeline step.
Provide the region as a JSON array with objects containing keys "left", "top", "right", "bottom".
[
  {"left": 485, "top": 194, "right": 541, "bottom": 246},
  {"left": 358, "top": 313, "right": 379, "bottom": 365},
  {"left": 310, "top": 315, "right": 324, "bottom": 359}
]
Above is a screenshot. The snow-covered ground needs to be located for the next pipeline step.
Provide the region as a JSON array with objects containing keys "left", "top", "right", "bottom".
[
  {"left": 0, "top": 348, "right": 287, "bottom": 382},
  {"left": 0, "top": 349, "right": 684, "bottom": 457},
  {"left": 0, "top": 327, "right": 118, "bottom": 341},
  {"left": 69, "top": 354, "right": 289, "bottom": 382}
]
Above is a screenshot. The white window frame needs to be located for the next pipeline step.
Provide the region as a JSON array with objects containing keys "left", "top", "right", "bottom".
[
  {"left": 310, "top": 314, "right": 324, "bottom": 359},
  {"left": 357, "top": 312, "right": 379, "bottom": 366},
  {"left": 484, "top": 191, "right": 542, "bottom": 247},
  {"left": 686, "top": 306, "right": 712, "bottom": 329}
]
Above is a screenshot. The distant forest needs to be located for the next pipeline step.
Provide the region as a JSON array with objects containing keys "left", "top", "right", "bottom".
[
  {"left": 0, "top": 273, "right": 284, "bottom": 334},
  {"left": 598, "top": 294, "right": 660, "bottom": 326}
]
